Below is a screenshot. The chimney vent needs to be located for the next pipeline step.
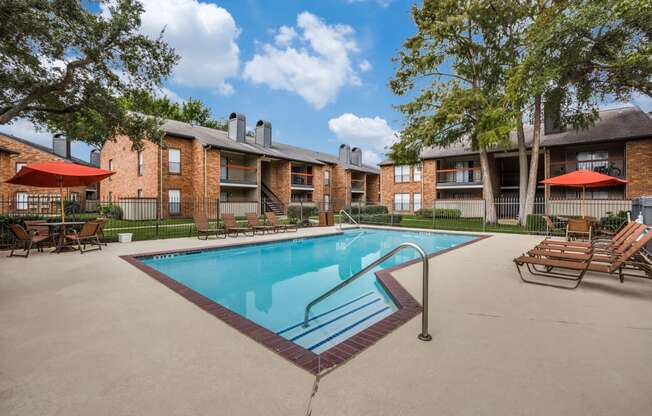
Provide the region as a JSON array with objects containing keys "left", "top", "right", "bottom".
[
  {"left": 543, "top": 89, "right": 563, "bottom": 135},
  {"left": 338, "top": 144, "right": 351, "bottom": 164},
  {"left": 90, "top": 149, "right": 101, "bottom": 167},
  {"left": 228, "top": 112, "right": 246, "bottom": 143},
  {"left": 255, "top": 120, "right": 272, "bottom": 147},
  {"left": 351, "top": 147, "right": 362, "bottom": 166},
  {"left": 52, "top": 134, "right": 70, "bottom": 159}
]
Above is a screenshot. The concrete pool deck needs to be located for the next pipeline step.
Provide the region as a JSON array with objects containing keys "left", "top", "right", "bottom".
[{"left": 1, "top": 226, "right": 652, "bottom": 415}]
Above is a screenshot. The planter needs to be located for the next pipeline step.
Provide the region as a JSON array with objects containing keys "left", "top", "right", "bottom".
[{"left": 117, "top": 233, "right": 133, "bottom": 243}]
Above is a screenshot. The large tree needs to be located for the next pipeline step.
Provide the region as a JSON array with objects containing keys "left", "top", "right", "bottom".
[
  {"left": 0, "top": 0, "right": 178, "bottom": 149},
  {"left": 390, "top": 0, "right": 526, "bottom": 223},
  {"left": 509, "top": 0, "right": 652, "bottom": 225}
]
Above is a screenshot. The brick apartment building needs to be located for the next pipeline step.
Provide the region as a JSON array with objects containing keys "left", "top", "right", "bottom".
[
  {"left": 0, "top": 132, "right": 98, "bottom": 213},
  {"left": 100, "top": 112, "right": 380, "bottom": 216},
  {"left": 379, "top": 106, "right": 652, "bottom": 212}
]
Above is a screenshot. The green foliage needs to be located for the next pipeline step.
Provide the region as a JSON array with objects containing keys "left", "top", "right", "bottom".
[
  {"left": 287, "top": 205, "right": 319, "bottom": 220},
  {"left": 415, "top": 208, "right": 462, "bottom": 219},
  {"left": 63, "top": 199, "right": 81, "bottom": 215},
  {"left": 600, "top": 211, "right": 629, "bottom": 231},
  {"left": 0, "top": 0, "right": 179, "bottom": 149},
  {"left": 98, "top": 204, "right": 123, "bottom": 220},
  {"left": 350, "top": 205, "right": 389, "bottom": 215},
  {"left": 0, "top": 214, "right": 46, "bottom": 246},
  {"left": 526, "top": 214, "right": 547, "bottom": 232},
  {"left": 357, "top": 214, "right": 402, "bottom": 225}
]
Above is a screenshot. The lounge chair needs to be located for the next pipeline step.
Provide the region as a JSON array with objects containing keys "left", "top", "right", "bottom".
[
  {"left": 94, "top": 218, "right": 109, "bottom": 246},
  {"left": 222, "top": 213, "right": 254, "bottom": 237},
  {"left": 24, "top": 220, "right": 54, "bottom": 248},
  {"left": 514, "top": 227, "right": 652, "bottom": 289},
  {"left": 536, "top": 222, "right": 642, "bottom": 254},
  {"left": 63, "top": 221, "right": 102, "bottom": 254},
  {"left": 542, "top": 215, "right": 559, "bottom": 237},
  {"left": 265, "top": 212, "right": 297, "bottom": 232},
  {"left": 7, "top": 223, "right": 49, "bottom": 258},
  {"left": 246, "top": 213, "right": 276, "bottom": 235},
  {"left": 194, "top": 215, "right": 226, "bottom": 240}
]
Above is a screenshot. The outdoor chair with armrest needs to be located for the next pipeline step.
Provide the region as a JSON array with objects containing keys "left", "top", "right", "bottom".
[
  {"left": 246, "top": 213, "right": 276, "bottom": 235},
  {"left": 566, "top": 218, "right": 592, "bottom": 242},
  {"left": 7, "top": 223, "right": 49, "bottom": 258},
  {"left": 64, "top": 221, "right": 102, "bottom": 254},
  {"left": 194, "top": 215, "right": 226, "bottom": 240},
  {"left": 264, "top": 212, "right": 297, "bottom": 232},
  {"left": 222, "top": 213, "right": 254, "bottom": 237},
  {"left": 24, "top": 220, "right": 55, "bottom": 248}
]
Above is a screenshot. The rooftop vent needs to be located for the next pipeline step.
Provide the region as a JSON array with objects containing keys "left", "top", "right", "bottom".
[
  {"left": 338, "top": 144, "right": 351, "bottom": 164},
  {"left": 90, "top": 149, "right": 101, "bottom": 167},
  {"left": 544, "top": 89, "right": 564, "bottom": 135},
  {"left": 351, "top": 147, "right": 362, "bottom": 166},
  {"left": 255, "top": 120, "right": 272, "bottom": 147},
  {"left": 52, "top": 134, "right": 70, "bottom": 159},
  {"left": 228, "top": 112, "right": 246, "bottom": 143}
]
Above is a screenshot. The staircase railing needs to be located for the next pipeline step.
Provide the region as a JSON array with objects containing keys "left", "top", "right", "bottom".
[
  {"left": 303, "top": 242, "right": 432, "bottom": 342},
  {"left": 261, "top": 183, "right": 286, "bottom": 213}
]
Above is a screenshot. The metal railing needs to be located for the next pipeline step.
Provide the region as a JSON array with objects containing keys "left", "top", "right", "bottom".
[
  {"left": 303, "top": 242, "right": 432, "bottom": 341},
  {"left": 339, "top": 209, "right": 360, "bottom": 230}
]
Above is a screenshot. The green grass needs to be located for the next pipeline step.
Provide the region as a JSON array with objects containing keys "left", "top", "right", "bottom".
[{"left": 354, "top": 215, "right": 547, "bottom": 235}]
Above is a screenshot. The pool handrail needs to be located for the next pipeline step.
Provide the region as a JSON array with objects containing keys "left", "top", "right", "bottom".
[
  {"left": 302, "top": 242, "right": 432, "bottom": 342},
  {"left": 339, "top": 209, "right": 360, "bottom": 230}
]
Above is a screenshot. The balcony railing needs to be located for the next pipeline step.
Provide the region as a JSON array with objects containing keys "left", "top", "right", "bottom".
[
  {"left": 291, "top": 172, "right": 313, "bottom": 187},
  {"left": 550, "top": 158, "right": 625, "bottom": 179},
  {"left": 351, "top": 179, "right": 365, "bottom": 192},
  {"left": 436, "top": 167, "right": 482, "bottom": 185},
  {"left": 221, "top": 163, "right": 257, "bottom": 185}
]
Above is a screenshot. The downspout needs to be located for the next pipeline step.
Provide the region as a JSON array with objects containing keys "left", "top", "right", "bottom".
[
  {"left": 203, "top": 145, "right": 208, "bottom": 201},
  {"left": 159, "top": 135, "right": 163, "bottom": 217}
]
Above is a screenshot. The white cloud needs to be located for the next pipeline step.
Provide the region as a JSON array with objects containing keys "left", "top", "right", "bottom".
[
  {"left": 358, "top": 59, "right": 372, "bottom": 72},
  {"left": 328, "top": 113, "right": 396, "bottom": 165},
  {"left": 104, "top": 0, "right": 240, "bottom": 95},
  {"left": 631, "top": 92, "right": 652, "bottom": 112},
  {"left": 345, "top": 0, "right": 394, "bottom": 7},
  {"left": 155, "top": 87, "right": 186, "bottom": 103},
  {"left": 243, "top": 12, "right": 363, "bottom": 109}
]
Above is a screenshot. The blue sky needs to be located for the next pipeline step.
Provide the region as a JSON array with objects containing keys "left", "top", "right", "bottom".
[{"left": 2, "top": 0, "right": 651, "bottom": 163}]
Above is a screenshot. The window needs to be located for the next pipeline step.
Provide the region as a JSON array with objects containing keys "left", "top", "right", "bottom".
[
  {"left": 394, "top": 165, "right": 410, "bottom": 182},
  {"left": 394, "top": 193, "right": 410, "bottom": 211},
  {"left": 137, "top": 189, "right": 143, "bottom": 198},
  {"left": 324, "top": 170, "right": 331, "bottom": 186},
  {"left": 69, "top": 192, "right": 79, "bottom": 202},
  {"left": 108, "top": 159, "right": 113, "bottom": 181},
  {"left": 324, "top": 194, "right": 331, "bottom": 211},
  {"left": 413, "top": 164, "right": 422, "bottom": 182},
  {"left": 168, "top": 148, "right": 181, "bottom": 174},
  {"left": 137, "top": 151, "right": 144, "bottom": 176},
  {"left": 413, "top": 193, "right": 421, "bottom": 211},
  {"left": 577, "top": 150, "right": 609, "bottom": 171},
  {"left": 168, "top": 189, "right": 181, "bottom": 215},
  {"left": 16, "top": 162, "right": 26, "bottom": 173},
  {"left": 15, "top": 192, "right": 28, "bottom": 210}
]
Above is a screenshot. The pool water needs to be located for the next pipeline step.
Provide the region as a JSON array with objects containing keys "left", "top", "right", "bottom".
[{"left": 141, "top": 229, "right": 475, "bottom": 353}]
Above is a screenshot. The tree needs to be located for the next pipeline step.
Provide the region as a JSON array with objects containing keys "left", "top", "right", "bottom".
[
  {"left": 119, "top": 91, "right": 227, "bottom": 131},
  {"left": 0, "top": 0, "right": 179, "bottom": 149},
  {"left": 390, "top": 1, "right": 526, "bottom": 223},
  {"left": 509, "top": 0, "right": 652, "bottom": 225}
]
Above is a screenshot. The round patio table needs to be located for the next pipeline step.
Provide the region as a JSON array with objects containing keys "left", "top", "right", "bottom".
[{"left": 36, "top": 221, "right": 88, "bottom": 253}]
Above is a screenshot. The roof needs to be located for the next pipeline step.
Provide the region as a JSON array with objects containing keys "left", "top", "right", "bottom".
[
  {"left": 0, "top": 145, "right": 20, "bottom": 155},
  {"left": 162, "top": 119, "right": 380, "bottom": 174},
  {"left": 379, "top": 106, "right": 652, "bottom": 165},
  {"left": 0, "top": 132, "right": 92, "bottom": 166}
]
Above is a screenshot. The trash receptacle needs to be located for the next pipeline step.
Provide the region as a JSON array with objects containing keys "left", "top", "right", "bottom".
[{"left": 632, "top": 196, "right": 652, "bottom": 251}]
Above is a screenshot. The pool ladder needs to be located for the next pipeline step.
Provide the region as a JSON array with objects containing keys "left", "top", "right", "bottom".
[
  {"left": 339, "top": 209, "right": 360, "bottom": 230},
  {"left": 303, "top": 242, "right": 432, "bottom": 342}
]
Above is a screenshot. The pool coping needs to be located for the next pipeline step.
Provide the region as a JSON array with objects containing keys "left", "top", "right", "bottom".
[{"left": 120, "top": 228, "right": 491, "bottom": 375}]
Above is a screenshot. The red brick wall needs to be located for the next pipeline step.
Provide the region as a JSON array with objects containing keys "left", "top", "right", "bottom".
[
  {"left": 100, "top": 134, "right": 159, "bottom": 200},
  {"left": 366, "top": 173, "right": 380, "bottom": 203},
  {"left": 380, "top": 164, "right": 424, "bottom": 211},
  {"left": 312, "top": 165, "right": 324, "bottom": 207},
  {"left": 331, "top": 165, "right": 349, "bottom": 210},
  {"left": 0, "top": 134, "right": 88, "bottom": 206},
  {"left": 626, "top": 138, "right": 652, "bottom": 198},
  {"left": 267, "top": 160, "right": 291, "bottom": 206}
]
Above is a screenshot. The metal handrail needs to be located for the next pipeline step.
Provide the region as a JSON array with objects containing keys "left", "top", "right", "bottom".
[
  {"left": 339, "top": 209, "right": 360, "bottom": 230},
  {"left": 303, "top": 242, "right": 432, "bottom": 342}
]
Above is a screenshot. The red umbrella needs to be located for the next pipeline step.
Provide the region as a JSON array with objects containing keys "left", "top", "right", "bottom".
[
  {"left": 540, "top": 169, "right": 627, "bottom": 216},
  {"left": 5, "top": 161, "right": 114, "bottom": 222}
]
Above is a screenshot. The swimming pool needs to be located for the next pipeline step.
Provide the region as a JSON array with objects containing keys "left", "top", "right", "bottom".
[{"left": 127, "top": 228, "right": 482, "bottom": 372}]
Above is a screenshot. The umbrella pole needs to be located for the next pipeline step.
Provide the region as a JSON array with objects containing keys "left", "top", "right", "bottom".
[{"left": 60, "top": 179, "right": 65, "bottom": 223}]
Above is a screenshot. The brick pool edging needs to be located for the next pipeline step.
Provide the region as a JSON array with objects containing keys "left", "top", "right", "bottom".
[{"left": 120, "top": 231, "right": 490, "bottom": 375}]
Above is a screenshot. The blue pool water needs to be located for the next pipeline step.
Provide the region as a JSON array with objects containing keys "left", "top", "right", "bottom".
[{"left": 142, "top": 229, "right": 475, "bottom": 353}]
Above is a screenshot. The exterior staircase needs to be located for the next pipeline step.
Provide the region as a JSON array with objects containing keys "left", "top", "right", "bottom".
[{"left": 261, "top": 183, "right": 285, "bottom": 215}]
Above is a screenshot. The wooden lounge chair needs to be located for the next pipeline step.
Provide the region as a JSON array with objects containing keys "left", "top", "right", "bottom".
[
  {"left": 265, "top": 212, "right": 297, "bottom": 232},
  {"left": 222, "top": 213, "right": 254, "bottom": 237},
  {"left": 63, "top": 221, "right": 102, "bottom": 254},
  {"left": 194, "top": 215, "right": 226, "bottom": 240},
  {"left": 514, "top": 227, "right": 652, "bottom": 289},
  {"left": 536, "top": 222, "right": 642, "bottom": 254},
  {"left": 24, "top": 220, "right": 54, "bottom": 248},
  {"left": 246, "top": 213, "right": 276, "bottom": 235},
  {"left": 94, "top": 218, "right": 108, "bottom": 246},
  {"left": 542, "top": 215, "right": 559, "bottom": 237},
  {"left": 7, "top": 223, "right": 49, "bottom": 258}
]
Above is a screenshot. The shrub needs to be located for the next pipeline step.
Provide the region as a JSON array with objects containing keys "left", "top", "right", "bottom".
[
  {"left": 357, "top": 213, "right": 402, "bottom": 224},
  {"left": 359, "top": 205, "right": 388, "bottom": 215},
  {"left": 287, "top": 205, "right": 319, "bottom": 220},
  {"left": 415, "top": 208, "right": 462, "bottom": 219},
  {"left": 526, "top": 214, "right": 546, "bottom": 231},
  {"left": 98, "top": 204, "right": 123, "bottom": 220},
  {"left": 600, "top": 210, "right": 628, "bottom": 232},
  {"left": 64, "top": 199, "right": 81, "bottom": 215},
  {"left": 0, "top": 214, "right": 46, "bottom": 246}
]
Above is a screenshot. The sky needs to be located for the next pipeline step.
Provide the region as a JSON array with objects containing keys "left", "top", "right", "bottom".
[{"left": 2, "top": 0, "right": 651, "bottom": 164}]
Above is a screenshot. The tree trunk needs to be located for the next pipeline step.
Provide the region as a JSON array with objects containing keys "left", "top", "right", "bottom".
[
  {"left": 479, "top": 145, "right": 497, "bottom": 224},
  {"left": 523, "top": 95, "right": 542, "bottom": 223},
  {"left": 517, "top": 111, "right": 529, "bottom": 225}
]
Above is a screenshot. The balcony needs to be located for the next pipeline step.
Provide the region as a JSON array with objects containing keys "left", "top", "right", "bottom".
[
  {"left": 220, "top": 163, "right": 258, "bottom": 188},
  {"left": 436, "top": 167, "right": 483, "bottom": 188},
  {"left": 291, "top": 171, "right": 314, "bottom": 190},
  {"left": 549, "top": 158, "right": 625, "bottom": 180},
  {"left": 351, "top": 179, "right": 365, "bottom": 193}
]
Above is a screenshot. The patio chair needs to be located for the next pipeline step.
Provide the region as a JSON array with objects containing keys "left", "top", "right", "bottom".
[
  {"left": 265, "top": 212, "right": 298, "bottom": 232},
  {"left": 542, "top": 215, "right": 559, "bottom": 237},
  {"left": 222, "top": 213, "right": 254, "bottom": 237},
  {"left": 94, "top": 218, "right": 108, "bottom": 246},
  {"left": 24, "top": 220, "right": 54, "bottom": 248},
  {"left": 514, "top": 227, "right": 652, "bottom": 289},
  {"left": 537, "top": 222, "right": 640, "bottom": 253},
  {"left": 194, "top": 215, "right": 226, "bottom": 240},
  {"left": 63, "top": 221, "right": 102, "bottom": 254},
  {"left": 246, "top": 213, "right": 276, "bottom": 235},
  {"left": 566, "top": 218, "right": 592, "bottom": 242},
  {"left": 7, "top": 223, "right": 49, "bottom": 258}
]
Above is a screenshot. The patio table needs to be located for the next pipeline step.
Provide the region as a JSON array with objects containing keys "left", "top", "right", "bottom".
[{"left": 36, "top": 221, "right": 88, "bottom": 253}]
